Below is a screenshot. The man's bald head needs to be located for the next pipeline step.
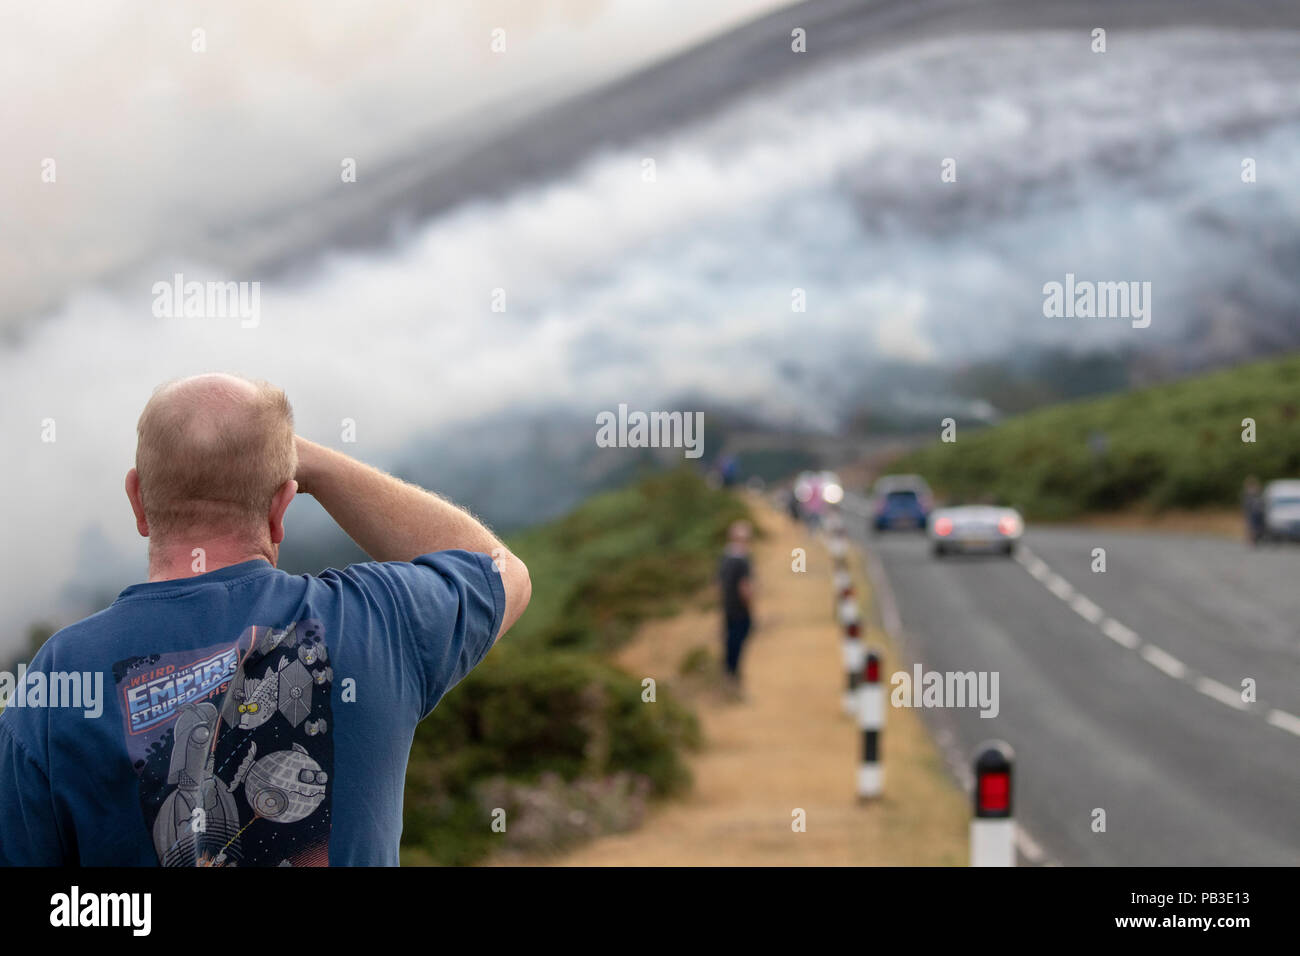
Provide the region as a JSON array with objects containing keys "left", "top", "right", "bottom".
[{"left": 134, "top": 373, "right": 296, "bottom": 541}]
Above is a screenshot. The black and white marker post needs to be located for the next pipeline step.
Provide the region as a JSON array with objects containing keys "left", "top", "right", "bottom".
[
  {"left": 827, "top": 533, "right": 848, "bottom": 569},
  {"left": 841, "top": 617, "right": 863, "bottom": 714},
  {"left": 832, "top": 568, "right": 853, "bottom": 620},
  {"left": 836, "top": 591, "right": 860, "bottom": 629},
  {"left": 970, "top": 741, "right": 1015, "bottom": 866},
  {"left": 856, "top": 649, "right": 884, "bottom": 799}
]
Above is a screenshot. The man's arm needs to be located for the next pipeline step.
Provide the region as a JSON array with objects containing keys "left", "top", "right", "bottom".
[{"left": 294, "top": 436, "right": 531, "bottom": 639}]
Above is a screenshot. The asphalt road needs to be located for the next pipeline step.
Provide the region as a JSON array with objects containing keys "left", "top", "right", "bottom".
[{"left": 842, "top": 494, "right": 1300, "bottom": 865}]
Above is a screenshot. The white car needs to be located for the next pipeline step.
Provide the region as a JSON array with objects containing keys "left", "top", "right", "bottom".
[
  {"left": 1263, "top": 480, "right": 1300, "bottom": 542},
  {"left": 928, "top": 505, "right": 1024, "bottom": 557}
]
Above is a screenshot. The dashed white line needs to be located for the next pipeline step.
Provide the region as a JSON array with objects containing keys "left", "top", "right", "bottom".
[
  {"left": 1046, "top": 573, "right": 1074, "bottom": 600},
  {"left": 1100, "top": 617, "right": 1140, "bottom": 649},
  {"left": 863, "top": 545, "right": 903, "bottom": 638},
  {"left": 1266, "top": 709, "right": 1300, "bottom": 737},
  {"left": 1139, "top": 644, "right": 1187, "bottom": 680},
  {"left": 952, "top": 759, "right": 974, "bottom": 792},
  {"left": 1016, "top": 547, "right": 1050, "bottom": 578},
  {"left": 1069, "top": 593, "right": 1104, "bottom": 624},
  {"left": 858, "top": 525, "right": 1295, "bottom": 870},
  {"left": 1015, "top": 828, "right": 1047, "bottom": 864},
  {"left": 1012, "top": 552, "right": 1298, "bottom": 736},
  {"left": 1194, "top": 676, "right": 1249, "bottom": 711}
]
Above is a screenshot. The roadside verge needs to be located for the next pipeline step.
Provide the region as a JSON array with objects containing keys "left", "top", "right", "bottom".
[{"left": 496, "top": 495, "right": 969, "bottom": 865}]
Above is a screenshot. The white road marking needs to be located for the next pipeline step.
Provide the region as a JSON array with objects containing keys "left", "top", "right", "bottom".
[
  {"left": 1011, "top": 551, "right": 1296, "bottom": 735},
  {"left": 950, "top": 751, "right": 974, "bottom": 792},
  {"left": 852, "top": 524, "right": 1060, "bottom": 868},
  {"left": 1100, "top": 617, "right": 1140, "bottom": 649},
  {"left": 1069, "top": 593, "right": 1104, "bottom": 624},
  {"left": 858, "top": 522, "right": 1298, "bottom": 869},
  {"left": 1046, "top": 573, "right": 1074, "bottom": 600},
  {"left": 1140, "top": 644, "right": 1187, "bottom": 680},
  {"left": 1015, "top": 547, "right": 1052, "bottom": 581},
  {"left": 1015, "top": 828, "right": 1046, "bottom": 864},
  {"left": 1266, "top": 709, "right": 1300, "bottom": 737},
  {"left": 1194, "top": 677, "right": 1249, "bottom": 711},
  {"left": 862, "top": 541, "right": 904, "bottom": 638}
]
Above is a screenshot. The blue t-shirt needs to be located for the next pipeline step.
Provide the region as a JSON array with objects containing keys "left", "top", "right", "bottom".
[{"left": 0, "top": 550, "right": 504, "bottom": 867}]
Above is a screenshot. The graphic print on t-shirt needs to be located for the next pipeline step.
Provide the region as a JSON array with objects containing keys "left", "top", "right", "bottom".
[{"left": 113, "top": 619, "right": 334, "bottom": 866}]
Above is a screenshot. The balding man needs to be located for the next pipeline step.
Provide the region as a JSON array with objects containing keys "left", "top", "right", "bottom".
[{"left": 0, "top": 373, "right": 530, "bottom": 866}]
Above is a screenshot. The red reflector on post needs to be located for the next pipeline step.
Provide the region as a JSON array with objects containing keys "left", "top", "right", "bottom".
[
  {"left": 864, "top": 653, "right": 880, "bottom": 684},
  {"left": 978, "top": 771, "right": 1010, "bottom": 813}
]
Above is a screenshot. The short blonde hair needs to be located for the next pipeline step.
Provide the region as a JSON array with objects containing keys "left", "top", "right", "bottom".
[{"left": 135, "top": 375, "right": 296, "bottom": 539}]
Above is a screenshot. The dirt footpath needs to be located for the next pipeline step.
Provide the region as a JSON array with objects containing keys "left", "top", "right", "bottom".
[{"left": 531, "top": 497, "right": 969, "bottom": 866}]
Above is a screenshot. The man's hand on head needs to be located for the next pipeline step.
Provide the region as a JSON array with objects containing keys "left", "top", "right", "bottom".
[
  {"left": 293, "top": 435, "right": 322, "bottom": 497},
  {"left": 285, "top": 434, "right": 531, "bottom": 638}
]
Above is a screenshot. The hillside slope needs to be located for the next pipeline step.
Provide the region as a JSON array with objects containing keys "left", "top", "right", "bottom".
[{"left": 889, "top": 354, "right": 1300, "bottom": 519}]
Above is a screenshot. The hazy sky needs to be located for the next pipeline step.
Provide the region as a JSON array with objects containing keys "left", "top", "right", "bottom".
[
  {"left": 1, "top": 0, "right": 798, "bottom": 323},
  {"left": 4, "top": 5, "right": 1299, "bottom": 656}
]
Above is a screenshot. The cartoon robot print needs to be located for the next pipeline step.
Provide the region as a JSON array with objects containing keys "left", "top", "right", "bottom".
[{"left": 114, "top": 619, "right": 335, "bottom": 866}]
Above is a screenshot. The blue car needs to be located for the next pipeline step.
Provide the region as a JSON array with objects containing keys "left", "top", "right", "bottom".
[{"left": 870, "top": 475, "right": 932, "bottom": 532}]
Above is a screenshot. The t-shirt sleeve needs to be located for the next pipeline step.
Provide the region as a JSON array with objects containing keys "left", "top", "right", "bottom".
[
  {"left": 340, "top": 550, "right": 506, "bottom": 718},
  {"left": 0, "top": 719, "right": 66, "bottom": 865}
]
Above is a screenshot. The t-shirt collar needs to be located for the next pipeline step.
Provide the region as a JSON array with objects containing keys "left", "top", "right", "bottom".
[{"left": 114, "top": 558, "right": 278, "bottom": 601}]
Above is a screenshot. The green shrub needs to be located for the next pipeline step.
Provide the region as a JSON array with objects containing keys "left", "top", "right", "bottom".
[
  {"left": 399, "top": 468, "right": 736, "bottom": 864},
  {"left": 402, "top": 650, "right": 699, "bottom": 864},
  {"left": 473, "top": 771, "right": 652, "bottom": 857},
  {"left": 890, "top": 354, "right": 1300, "bottom": 519}
]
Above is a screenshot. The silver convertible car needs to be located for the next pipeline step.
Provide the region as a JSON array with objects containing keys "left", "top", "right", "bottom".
[{"left": 928, "top": 505, "right": 1024, "bottom": 557}]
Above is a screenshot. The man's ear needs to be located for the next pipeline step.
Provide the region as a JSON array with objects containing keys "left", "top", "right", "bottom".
[
  {"left": 125, "top": 468, "right": 149, "bottom": 537},
  {"left": 268, "top": 479, "right": 298, "bottom": 546}
]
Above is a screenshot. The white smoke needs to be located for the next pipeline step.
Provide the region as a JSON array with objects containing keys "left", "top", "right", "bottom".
[{"left": 3, "top": 26, "right": 1300, "bottom": 652}]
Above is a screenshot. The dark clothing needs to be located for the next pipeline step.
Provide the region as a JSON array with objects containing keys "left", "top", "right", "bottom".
[
  {"left": 1244, "top": 491, "right": 1265, "bottom": 543},
  {"left": 719, "top": 552, "right": 752, "bottom": 678},
  {"left": 724, "top": 614, "right": 751, "bottom": 678},
  {"left": 718, "top": 553, "right": 752, "bottom": 621}
]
